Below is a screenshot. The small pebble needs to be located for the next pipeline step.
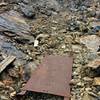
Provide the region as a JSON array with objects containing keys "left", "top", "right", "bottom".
[
  {"left": 85, "top": 88, "right": 92, "bottom": 91},
  {"left": 10, "top": 91, "right": 16, "bottom": 97},
  {"left": 83, "top": 77, "right": 93, "bottom": 82},
  {"left": 77, "top": 82, "right": 84, "bottom": 87}
]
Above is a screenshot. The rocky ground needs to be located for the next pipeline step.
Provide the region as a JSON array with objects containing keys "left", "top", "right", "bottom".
[{"left": 0, "top": 0, "right": 100, "bottom": 100}]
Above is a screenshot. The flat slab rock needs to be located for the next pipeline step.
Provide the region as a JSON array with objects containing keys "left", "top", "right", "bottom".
[
  {"left": 80, "top": 35, "right": 100, "bottom": 52},
  {"left": 0, "top": 10, "right": 30, "bottom": 36}
]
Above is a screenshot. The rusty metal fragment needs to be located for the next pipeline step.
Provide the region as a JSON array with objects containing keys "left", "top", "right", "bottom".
[{"left": 22, "top": 55, "right": 73, "bottom": 100}]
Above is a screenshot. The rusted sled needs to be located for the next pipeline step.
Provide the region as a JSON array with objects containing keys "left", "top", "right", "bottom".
[{"left": 20, "top": 55, "right": 73, "bottom": 100}]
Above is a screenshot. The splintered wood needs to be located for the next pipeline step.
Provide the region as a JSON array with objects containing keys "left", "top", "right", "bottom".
[{"left": 0, "top": 56, "right": 16, "bottom": 73}]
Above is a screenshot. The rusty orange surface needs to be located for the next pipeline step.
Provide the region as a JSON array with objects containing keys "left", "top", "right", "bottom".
[{"left": 22, "top": 55, "right": 73, "bottom": 100}]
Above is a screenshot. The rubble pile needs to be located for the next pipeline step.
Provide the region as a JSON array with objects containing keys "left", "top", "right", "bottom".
[{"left": 0, "top": 0, "right": 100, "bottom": 100}]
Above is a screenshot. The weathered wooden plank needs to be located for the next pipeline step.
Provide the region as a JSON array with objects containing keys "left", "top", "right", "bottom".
[{"left": 0, "top": 56, "right": 16, "bottom": 73}]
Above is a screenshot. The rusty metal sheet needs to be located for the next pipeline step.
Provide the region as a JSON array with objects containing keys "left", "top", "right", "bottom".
[{"left": 22, "top": 55, "right": 73, "bottom": 99}]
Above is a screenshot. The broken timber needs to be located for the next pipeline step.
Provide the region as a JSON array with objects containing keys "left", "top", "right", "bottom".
[{"left": 0, "top": 56, "right": 16, "bottom": 73}]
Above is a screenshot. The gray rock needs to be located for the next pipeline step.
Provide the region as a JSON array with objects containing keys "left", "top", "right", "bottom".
[
  {"left": 0, "top": 10, "right": 30, "bottom": 34},
  {"left": 20, "top": 4, "right": 35, "bottom": 18},
  {"left": 33, "top": 0, "right": 61, "bottom": 12},
  {"left": 96, "top": 11, "right": 100, "bottom": 19},
  {"left": 22, "top": 0, "right": 30, "bottom": 4}
]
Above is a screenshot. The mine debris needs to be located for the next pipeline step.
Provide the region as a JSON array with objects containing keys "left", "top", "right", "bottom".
[
  {"left": 20, "top": 55, "right": 73, "bottom": 100},
  {"left": 0, "top": 55, "right": 16, "bottom": 73},
  {"left": 34, "top": 40, "right": 39, "bottom": 47}
]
